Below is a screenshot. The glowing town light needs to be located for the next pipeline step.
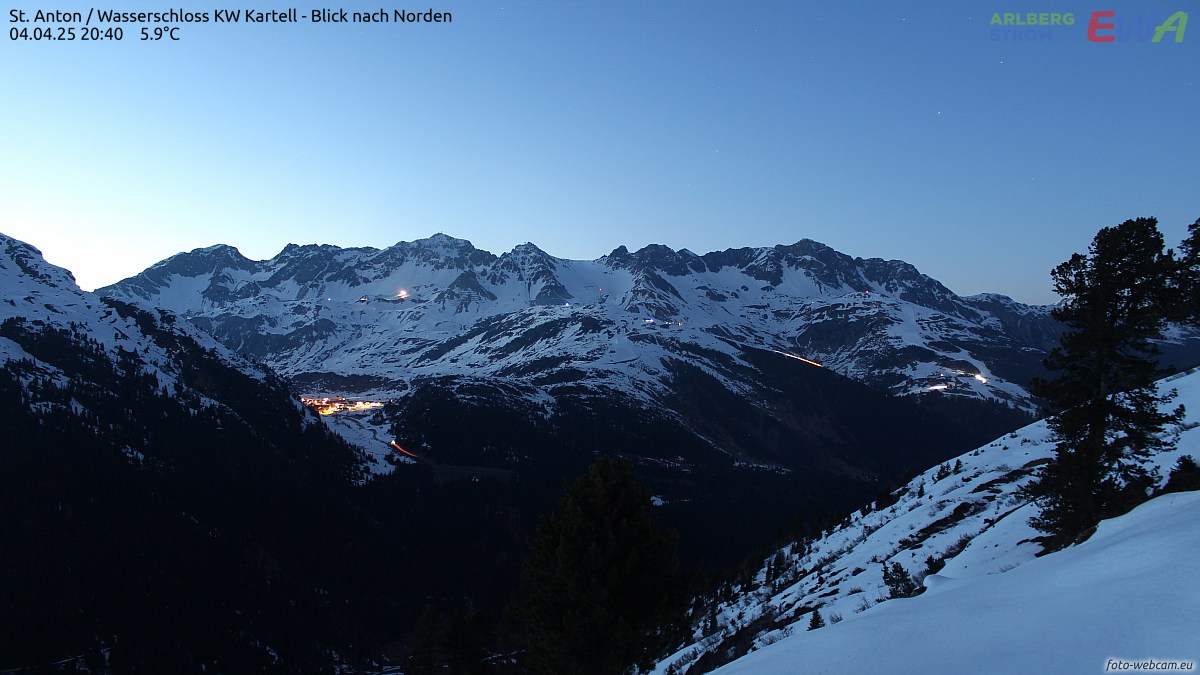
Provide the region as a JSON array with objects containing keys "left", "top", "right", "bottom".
[
  {"left": 300, "top": 395, "right": 384, "bottom": 416},
  {"left": 928, "top": 384, "right": 949, "bottom": 391},
  {"left": 396, "top": 289, "right": 409, "bottom": 299},
  {"left": 974, "top": 374, "right": 988, "bottom": 384}
]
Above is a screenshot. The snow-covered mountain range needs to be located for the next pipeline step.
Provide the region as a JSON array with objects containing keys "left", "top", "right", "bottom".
[
  {"left": 93, "top": 233, "right": 1116, "bottom": 569},
  {"left": 97, "top": 234, "right": 1079, "bottom": 472},
  {"left": 0, "top": 228, "right": 1024, "bottom": 578},
  {"left": 94, "top": 233, "right": 1200, "bottom": 568},
  {"left": 101, "top": 234, "right": 1057, "bottom": 411}
]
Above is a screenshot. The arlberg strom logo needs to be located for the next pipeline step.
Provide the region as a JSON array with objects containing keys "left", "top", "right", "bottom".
[{"left": 989, "top": 9, "right": 1188, "bottom": 42}]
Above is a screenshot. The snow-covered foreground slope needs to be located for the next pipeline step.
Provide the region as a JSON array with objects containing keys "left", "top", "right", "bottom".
[
  {"left": 716, "top": 490, "right": 1200, "bottom": 675},
  {"left": 655, "top": 370, "right": 1200, "bottom": 675}
]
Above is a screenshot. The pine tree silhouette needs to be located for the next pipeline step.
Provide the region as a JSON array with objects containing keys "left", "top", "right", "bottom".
[
  {"left": 1026, "top": 218, "right": 1184, "bottom": 547},
  {"left": 807, "top": 608, "right": 824, "bottom": 631},
  {"left": 511, "top": 457, "right": 683, "bottom": 675}
]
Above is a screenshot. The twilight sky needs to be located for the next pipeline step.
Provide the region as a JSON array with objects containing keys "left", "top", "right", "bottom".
[{"left": 1, "top": 0, "right": 1196, "bottom": 303}]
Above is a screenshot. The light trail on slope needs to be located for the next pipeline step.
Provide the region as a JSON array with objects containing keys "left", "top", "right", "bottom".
[
  {"left": 389, "top": 440, "right": 419, "bottom": 459},
  {"left": 771, "top": 349, "right": 823, "bottom": 368}
]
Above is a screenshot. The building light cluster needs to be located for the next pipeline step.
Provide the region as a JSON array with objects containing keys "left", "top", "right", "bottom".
[{"left": 300, "top": 396, "right": 384, "bottom": 416}]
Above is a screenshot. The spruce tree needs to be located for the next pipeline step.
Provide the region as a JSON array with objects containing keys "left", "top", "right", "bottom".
[
  {"left": 1026, "top": 218, "right": 1183, "bottom": 546},
  {"left": 1171, "top": 217, "right": 1200, "bottom": 324},
  {"left": 1162, "top": 455, "right": 1200, "bottom": 494},
  {"left": 807, "top": 608, "right": 824, "bottom": 631},
  {"left": 511, "top": 457, "right": 683, "bottom": 675},
  {"left": 882, "top": 562, "right": 918, "bottom": 599}
]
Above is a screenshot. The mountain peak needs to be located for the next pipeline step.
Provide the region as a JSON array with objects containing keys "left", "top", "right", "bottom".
[
  {"left": 605, "top": 243, "right": 705, "bottom": 277},
  {"left": 497, "top": 241, "right": 557, "bottom": 269},
  {"left": 0, "top": 232, "right": 80, "bottom": 291},
  {"left": 150, "top": 243, "right": 257, "bottom": 274},
  {"left": 604, "top": 244, "right": 631, "bottom": 260},
  {"left": 375, "top": 233, "right": 495, "bottom": 270},
  {"left": 510, "top": 241, "right": 547, "bottom": 255},
  {"left": 197, "top": 243, "right": 245, "bottom": 255},
  {"left": 278, "top": 242, "right": 342, "bottom": 254},
  {"left": 416, "top": 232, "right": 476, "bottom": 251}
]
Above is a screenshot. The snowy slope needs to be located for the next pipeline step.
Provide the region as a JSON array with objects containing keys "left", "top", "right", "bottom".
[
  {"left": 0, "top": 231, "right": 377, "bottom": 474},
  {"left": 2, "top": 233, "right": 197, "bottom": 399},
  {"left": 654, "top": 369, "right": 1200, "bottom": 675},
  {"left": 715, "top": 491, "right": 1200, "bottom": 675},
  {"left": 0, "top": 233, "right": 262, "bottom": 390}
]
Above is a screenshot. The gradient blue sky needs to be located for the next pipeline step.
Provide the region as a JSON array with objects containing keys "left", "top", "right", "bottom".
[{"left": 2, "top": 0, "right": 1196, "bottom": 302}]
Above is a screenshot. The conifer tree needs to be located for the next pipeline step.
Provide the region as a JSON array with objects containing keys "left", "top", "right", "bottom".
[
  {"left": 1026, "top": 218, "right": 1183, "bottom": 545},
  {"left": 807, "top": 608, "right": 824, "bottom": 631},
  {"left": 1162, "top": 455, "right": 1200, "bottom": 494},
  {"left": 1171, "top": 217, "right": 1200, "bottom": 324},
  {"left": 511, "top": 457, "right": 683, "bottom": 675},
  {"left": 882, "top": 562, "right": 918, "bottom": 599}
]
